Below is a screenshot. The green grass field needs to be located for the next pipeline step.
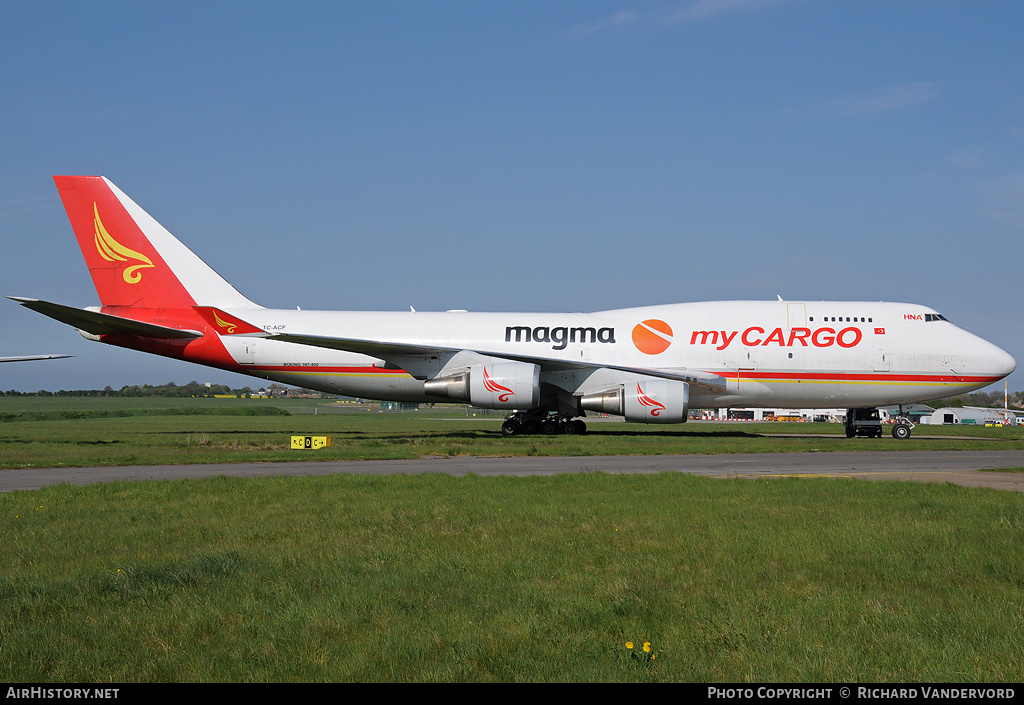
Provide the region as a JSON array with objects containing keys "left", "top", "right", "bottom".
[
  {"left": 2, "top": 396, "right": 1023, "bottom": 469},
  {"left": 2, "top": 473, "right": 1023, "bottom": 682},
  {"left": 1, "top": 397, "right": 1023, "bottom": 682}
]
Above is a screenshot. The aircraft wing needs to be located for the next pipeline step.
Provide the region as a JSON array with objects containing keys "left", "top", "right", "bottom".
[
  {"left": 267, "top": 332, "right": 457, "bottom": 359},
  {"left": 9, "top": 298, "right": 203, "bottom": 340},
  {"left": 269, "top": 331, "right": 727, "bottom": 393},
  {"left": 582, "top": 364, "right": 728, "bottom": 393},
  {"left": 0, "top": 354, "right": 73, "bottom": 363}
]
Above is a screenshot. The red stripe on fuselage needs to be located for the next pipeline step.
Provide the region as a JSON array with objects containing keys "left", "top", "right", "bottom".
[{"left": 710, "top": 370, "right": 1000, "bottom": 384}]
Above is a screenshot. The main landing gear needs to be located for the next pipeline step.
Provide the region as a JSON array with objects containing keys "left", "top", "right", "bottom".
[{"left": 501, "top": 410, "right": 587, "bottom": 436}]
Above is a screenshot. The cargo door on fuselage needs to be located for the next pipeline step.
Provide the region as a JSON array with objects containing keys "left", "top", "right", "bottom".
[
  {"left": 787, "top": 303, "right": 807, "bottom": 331},
  {"left": 874, "top": 349, "right": 891, "bottom": 372}
]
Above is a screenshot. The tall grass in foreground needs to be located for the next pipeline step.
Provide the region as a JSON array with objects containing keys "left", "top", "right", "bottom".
[{"left": 2, "top": 473, "right": 1022, "bottom": 682}]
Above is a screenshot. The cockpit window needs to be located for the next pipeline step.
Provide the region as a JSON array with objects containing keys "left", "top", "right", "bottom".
[{"left": 925, "top": 314, "right": 948, "bottom": 322}]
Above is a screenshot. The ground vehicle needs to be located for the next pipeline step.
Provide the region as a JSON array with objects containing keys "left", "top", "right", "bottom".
[{"left": 845, "top": 408, "right": 883, "bottom": 438}]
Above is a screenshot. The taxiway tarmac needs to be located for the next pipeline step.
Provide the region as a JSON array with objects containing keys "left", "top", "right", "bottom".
[{"left": 2, "top": 450, "right": 1024, "bottom": 492}]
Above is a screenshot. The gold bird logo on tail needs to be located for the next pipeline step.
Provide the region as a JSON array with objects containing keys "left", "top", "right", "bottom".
[
  {"left": 93, "top": 202, "right": 154, "bottom": 284},
  {"left": 212, "top": 310, "right": 238, "bottom": 334}
]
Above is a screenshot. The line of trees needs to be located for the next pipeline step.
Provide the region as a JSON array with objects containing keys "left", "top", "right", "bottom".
[
  {"left": 2, "top": 381, "right": 253, "bottom": 398},
  {"left": 926, "top": 390, "right": 1023, "bottom": 409}
]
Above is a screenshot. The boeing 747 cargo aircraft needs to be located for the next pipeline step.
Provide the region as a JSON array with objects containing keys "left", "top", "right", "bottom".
[{"left": 11, "top": 176, "right": 1016, "bottom": 437}]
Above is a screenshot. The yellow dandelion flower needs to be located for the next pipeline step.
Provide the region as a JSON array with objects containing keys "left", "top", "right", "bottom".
[
  {"left": 625, "top": 642, "right": 633, "bottom": 649},
  {"left": 643, "top": 642, "right": 651, "bottom": 653}
]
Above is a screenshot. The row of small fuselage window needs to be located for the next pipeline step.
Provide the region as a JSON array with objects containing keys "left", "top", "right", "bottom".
[
  {"left": 809, "top": 316, "right": 872, "bottom": 323},
  {"left": 808, "top": 314, "right": 948, "bottom": 324}
]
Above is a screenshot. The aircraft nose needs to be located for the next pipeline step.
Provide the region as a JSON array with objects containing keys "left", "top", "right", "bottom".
[{"left": 999, "top": 349, "right": 1017, "bottom": 377}]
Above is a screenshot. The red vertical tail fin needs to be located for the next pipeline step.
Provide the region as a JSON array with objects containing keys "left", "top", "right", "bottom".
[{"left": 53, "top": 176, "right": 259, "bottom": 310}]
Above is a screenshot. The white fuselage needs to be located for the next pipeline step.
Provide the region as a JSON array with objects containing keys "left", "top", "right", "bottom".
[
  {"left": 215, "top": 300, "right": 1015, "bottom": 410},
  {"left": 31, "top": 176, "right": 1016, "bottom": 426}
]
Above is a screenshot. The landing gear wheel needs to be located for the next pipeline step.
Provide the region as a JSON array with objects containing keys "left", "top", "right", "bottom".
[
  {"left": 563, "top": 420, "right": 587, "bottom": 435},
  {"left": 502, "top": 411, "right": 586, "bottom": 437},
  {"left": 892, "top": 423, "right": 912, "bottom": 440}
]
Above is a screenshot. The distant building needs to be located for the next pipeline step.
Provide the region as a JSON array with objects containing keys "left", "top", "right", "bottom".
[
  {"left": 702, "top": 404, "right": 935, "bottom": 424},
  {"left": 706, "top": 408, "right": 844, "bottom": 422},
  {"left": 918, "top": 406, "right": 1018, "bottom": 425}
]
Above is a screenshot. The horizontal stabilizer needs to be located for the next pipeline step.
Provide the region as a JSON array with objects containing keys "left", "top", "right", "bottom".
[
  {"left": 193, "top": 307, "right": 266, "bottom": 335},
  {"left": 9, "top": 297, "right": 203, "bottom": 340}
]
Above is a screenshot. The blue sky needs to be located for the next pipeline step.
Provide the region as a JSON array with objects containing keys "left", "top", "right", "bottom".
[{"left": 2, "top": 0, "right": 1023, "bottom": 394}]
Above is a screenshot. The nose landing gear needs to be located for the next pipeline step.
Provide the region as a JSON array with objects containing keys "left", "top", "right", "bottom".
[{"left": 890, "top": 405, "right": 915, "bottom": 439}]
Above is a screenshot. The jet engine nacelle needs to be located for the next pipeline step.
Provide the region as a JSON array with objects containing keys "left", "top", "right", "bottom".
[
  {"left": 580, "top": 380, "right": 689, "bottom": 424},
  {"left": 423, "top": 361, "right": 540, "bottom": 410}
]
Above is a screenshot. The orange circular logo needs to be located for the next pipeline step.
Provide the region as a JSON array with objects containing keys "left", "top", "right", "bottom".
[{"left": 632, "top": 319, "right": 673, "bottom": 355}]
